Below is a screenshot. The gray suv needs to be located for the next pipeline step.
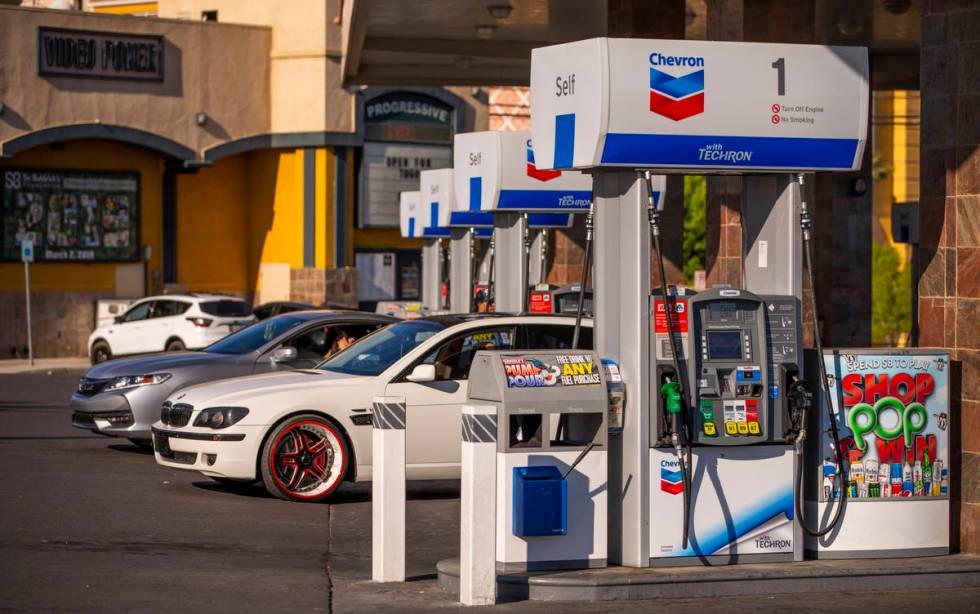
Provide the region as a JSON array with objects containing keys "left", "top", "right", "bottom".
[{"left": 71, "top": 311, "right": 396, "bottom": 446}]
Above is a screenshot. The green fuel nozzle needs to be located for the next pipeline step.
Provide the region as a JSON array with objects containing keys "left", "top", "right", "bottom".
[{"left": 661, "top": 380, "right": 682, "bottom": 414}]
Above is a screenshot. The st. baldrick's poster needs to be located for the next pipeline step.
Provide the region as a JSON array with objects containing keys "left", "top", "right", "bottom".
[{"left": 820, "top": 351, "right": 950, "bottom": 502}]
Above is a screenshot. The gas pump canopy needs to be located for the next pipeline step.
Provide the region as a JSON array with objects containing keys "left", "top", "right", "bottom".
[
  {"left": 453, "top": 131, "right": 593, "bottom": 213},
  {"left": 529, "top": 38, "right": 869, "bottom": 173}
]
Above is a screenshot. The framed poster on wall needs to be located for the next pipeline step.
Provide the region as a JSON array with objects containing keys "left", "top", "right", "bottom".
[{"left": 1, "top": 168, "right": 140, "bottom": 262}]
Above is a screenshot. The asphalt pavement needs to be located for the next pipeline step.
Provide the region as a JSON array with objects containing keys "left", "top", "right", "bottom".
[{"left": 0, "top": 371, "right": 978, "bottom": 613}]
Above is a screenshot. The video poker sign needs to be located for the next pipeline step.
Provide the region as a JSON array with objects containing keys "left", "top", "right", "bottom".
[
  {"left": 820, "top": 351, "right": 950, "bottom": 502},
  {"left": 502, "top": 354, "right": 601, "bottom": 389}
]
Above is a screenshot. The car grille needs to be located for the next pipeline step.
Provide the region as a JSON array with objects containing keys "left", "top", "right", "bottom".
[
  {"left": 77, "top": 378, "right": 110, "bottom": 397},
  {"left": 160, "top": 401, "right": 193, "bottom": 427}
]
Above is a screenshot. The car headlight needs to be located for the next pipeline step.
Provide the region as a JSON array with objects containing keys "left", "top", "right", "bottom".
[
  {"left": 104, "top": 373, "right": 172, "bottom": 392},
  {"left": 194, "top": 407, "right": 249, "bottom": 429}
]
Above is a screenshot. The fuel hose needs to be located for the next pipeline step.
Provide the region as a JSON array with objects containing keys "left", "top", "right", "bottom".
[
  {"left": 793, "top": 173, "right": 847, "bottom": 537},
  {"left": 644, "top": 171, "right": 692, "bottom": 550},
  {"left": 571, "top": 203, "right": 594, "bottom": 350}
]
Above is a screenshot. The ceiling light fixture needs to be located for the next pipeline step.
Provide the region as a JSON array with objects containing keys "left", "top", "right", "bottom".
[
  {"left": 487, "top": 4, "right": 512, "bottom": 20},
  {"left": 475, "top": 24, "right": 496, "bottom": 39}
]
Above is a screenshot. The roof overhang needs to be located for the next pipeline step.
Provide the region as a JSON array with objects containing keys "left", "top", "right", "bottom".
[{"left": 341, "top": 0, "right": 607, "bottom": 86}]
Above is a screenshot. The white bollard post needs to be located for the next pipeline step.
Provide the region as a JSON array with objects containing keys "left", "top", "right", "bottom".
[
  {"left": 372, "top": 396, "right": 406, "bottom": 582},
  {"left": 460, "top": 404, "right": 497, "bottom": 606}
]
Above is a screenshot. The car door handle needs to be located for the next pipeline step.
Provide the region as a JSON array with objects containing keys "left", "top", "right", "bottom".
[{"left": 351, "top": 408, "right": 369, "bottom": 413}]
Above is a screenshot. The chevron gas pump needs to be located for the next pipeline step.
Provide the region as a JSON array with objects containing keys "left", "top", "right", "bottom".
[
  {"left": 446, "top": 207, "right": 493, "bottom": 313},
  {"left": 453, "top": 131, "right": 592, "bottom": 313},
  {"left": 399, "top": 189, "right": 449, "bottom": 312},
  {"left": 530, "top": 37, "right": 870, "bottom": 566}
]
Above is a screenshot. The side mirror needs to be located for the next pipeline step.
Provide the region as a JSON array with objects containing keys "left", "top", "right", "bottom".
[
  {"left": 406, "top": 363, "right": 436, "bottom": 383},
  {"left": 113, "top": 316, "right": 123, "bottom": 324},
  {"left": 269, "top": 346, "right": 298, "bottom": 364}
]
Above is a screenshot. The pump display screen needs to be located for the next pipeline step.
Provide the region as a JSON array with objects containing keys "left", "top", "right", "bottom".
[{"left": 706, "top": 330, "right": 742, "bottom": 360}]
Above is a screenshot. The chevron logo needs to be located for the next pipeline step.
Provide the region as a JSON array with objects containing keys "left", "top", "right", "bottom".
[
  {"left": 526, "top": 140, "right": 562, "bottom": 181},
  {"left": 660, "top": 467, "right": 684, "bottom": 495},
  {"left": 649, "top": 64, "right": 704, "bottom": 121}
]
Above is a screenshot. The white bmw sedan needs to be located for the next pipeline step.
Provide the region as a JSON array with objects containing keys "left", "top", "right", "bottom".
[{"left": 152, "top": 314, "right": 593, "bottom": 502}]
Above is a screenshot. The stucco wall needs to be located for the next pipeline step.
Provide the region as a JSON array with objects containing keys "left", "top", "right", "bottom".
[
  {"left": 158, "top": 0, "right": 354, "bottom": 134},
  {"left": 0, "top": 6, "right": 271, "bottom": 159}
]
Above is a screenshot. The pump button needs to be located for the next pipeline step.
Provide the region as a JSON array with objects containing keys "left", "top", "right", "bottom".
[
  {"left": 725, "top": 422, "right": 738, "bottom": 435},
  {"left": 703, "top": 422, "right": 717, "bottom": 436},
  {"left": 737, "top": 422, "right": 749, "bottom": 435},
  {"left": 748, "top": 422, "right": 760, "bottom": 435}
]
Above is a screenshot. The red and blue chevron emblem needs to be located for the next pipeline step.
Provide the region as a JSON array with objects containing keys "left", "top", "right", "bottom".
[
  {"left": 527, "top": 140, "right": 561, "bottom": 181},
  {"left": 660, "top": 467, "right": 684, "bottom": 495},
  {"left": 649, "top": 67, "right": 704, "bottom": 121}
]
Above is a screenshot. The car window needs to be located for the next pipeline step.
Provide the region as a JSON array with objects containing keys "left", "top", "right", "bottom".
[
  {"left": 282, "top": 323, "right": 383, "bottom": 361},
  {"left": 153, "top": 300, "right": 190, "bottom": 318},
  {"left": 253, "top": 305, "right": 273, "bottom": 320},
  {"left": 419, "top": 326, "right": 516, "bottom": 381},
  {"left": 204, "top": 315, "right": 306, "bottom": 355},
  {"left": 523, "top": 324, "right": 593, "bottom": 350},
  {"left": 320, "top": 320, "right": 444, "bottom": 376},
  {"left": 199, "top": 299, "right": 252, "bottom": 317},
  {"left": 121, "top": 301, "right": 152, "bottom": 323}
]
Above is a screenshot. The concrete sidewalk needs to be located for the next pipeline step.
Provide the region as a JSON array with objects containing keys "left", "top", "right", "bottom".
[{"left": 0, "top": 357, "right": 89, "bottom": 375}]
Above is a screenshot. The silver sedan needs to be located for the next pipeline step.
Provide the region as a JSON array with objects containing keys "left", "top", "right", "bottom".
[{"left": 70, "top": 311, "right": 396, "bottom": 447}]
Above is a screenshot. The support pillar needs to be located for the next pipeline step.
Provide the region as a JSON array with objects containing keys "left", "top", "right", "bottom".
[
  {"left": 594, "top": 171, "right": 653, "bottom": 568},
  {"left": 459, "top": 404, "right": 497, "bottom": 605},
  {"left": 493, "top": 213, "right": 528, "bottom": 313},
  {"left": 372, "top": 397, "right": 406, "bottom": 583},
  {"left": 450, "top": 229, "right": 474, "bottom": 313},
  {"left": 421, "top": 239, "right": 442, "bottom": 311},
  {"left": 918, "top": 1, "right": 980, "bottom": 554},
  {"left": 528, "top": 229, "right": 547, "bottom": 286},
  {"left": 742, "top": 175, "right": 802, "bottom": 300}
]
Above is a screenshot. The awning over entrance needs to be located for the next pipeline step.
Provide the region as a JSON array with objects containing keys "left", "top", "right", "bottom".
[{"left": 341, "top": 0, "right": 607, "bottom": 86}]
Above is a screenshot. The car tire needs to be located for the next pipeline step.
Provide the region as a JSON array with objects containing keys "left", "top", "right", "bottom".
[
  {"left": 90, "top": 340, "right": 112, "bottom": 365},
  {"left": 259, "top": 413, "right": 348, "bottom": 503},
  {"left": 165, "top": 338, "right": 186, "bottom": 352},
  {"left": 128, "top": 438, "right": 153, "bottom": 450}
]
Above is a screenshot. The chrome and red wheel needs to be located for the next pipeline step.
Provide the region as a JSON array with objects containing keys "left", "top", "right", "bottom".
[{"left": 260, "top": 415, "right": 347, "bottom": 502}]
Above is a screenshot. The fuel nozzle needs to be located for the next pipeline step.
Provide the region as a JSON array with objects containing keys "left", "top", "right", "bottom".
[{"left": 660, "top": 379, "right": 686, "bottom": 450}]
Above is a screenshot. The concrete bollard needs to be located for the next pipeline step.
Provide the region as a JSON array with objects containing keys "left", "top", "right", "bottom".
[
  {"left": 460, "top": 403, "right": 497, "bottom": 605},
  {"left": 372, "top": 396, "right": 406, "bottom": 583}
]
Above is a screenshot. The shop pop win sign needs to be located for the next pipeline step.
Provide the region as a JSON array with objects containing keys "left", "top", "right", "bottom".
[{"left": 820, "top": 351, "right": 950, "bottom": 502}]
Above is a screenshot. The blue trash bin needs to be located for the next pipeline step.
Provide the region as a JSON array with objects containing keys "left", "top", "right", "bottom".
[{"left": 513, "top": 466, "right": 567, "bottom": 537}]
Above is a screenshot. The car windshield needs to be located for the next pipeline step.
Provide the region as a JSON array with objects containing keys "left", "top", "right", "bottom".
[
  {"left": 318, "top": 320, "right": 444, "bottom": 376},
  {"left": 205, "top": 315, "right": 307, "bottom": 355}
]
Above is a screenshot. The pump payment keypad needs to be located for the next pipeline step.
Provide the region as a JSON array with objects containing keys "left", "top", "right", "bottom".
[{"left": 720, "top": 400, "right": 760, "bottom": 437}]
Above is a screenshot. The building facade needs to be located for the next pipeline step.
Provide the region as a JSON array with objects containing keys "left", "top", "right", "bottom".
[{"left": 0, "top": 1, "right": 488, "bottom": 357}]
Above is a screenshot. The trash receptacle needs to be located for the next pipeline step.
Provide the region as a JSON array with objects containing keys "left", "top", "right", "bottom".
[{"left": 513, "top": 466, "right": 567, "bottom": 537}]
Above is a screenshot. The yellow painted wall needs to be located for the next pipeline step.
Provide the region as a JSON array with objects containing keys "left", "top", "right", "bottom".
[
  {"left": 872, "top": 90, "right": 918, "bottom": 267},
  {"left": 0, "top": 139, "right": 162, "bottom": 293},
  {"left": 175, "top": 155, "right": 249, "bottom": 293},
  {"left": 90, "top": 2, "right": 159, "bottom": 15},
  {"left": 252, "top": 148, "right": 305, "bottom": 271}
]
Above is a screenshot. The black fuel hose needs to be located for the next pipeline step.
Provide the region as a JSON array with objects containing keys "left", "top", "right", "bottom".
[
  {"left": 644, "top": 171, "right": 692, "bottom": 550},
  {"left": 487, "top": 235, "right": 495, "bottom": 311},
  {"left": 793, "top": 173, "right": 847, "bottom": 537},
  {"left": 571, "top": 203, "right": 594, "bottom": 350}
]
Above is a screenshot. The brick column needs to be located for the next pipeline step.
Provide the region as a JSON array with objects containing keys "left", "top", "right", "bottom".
[{"left": 918, "top": 1, "right": 980, "bottom": 554}]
